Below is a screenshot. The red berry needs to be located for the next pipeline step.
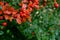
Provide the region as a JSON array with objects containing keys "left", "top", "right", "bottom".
[
  {"left": 20, "top": 12, "right": 23, "bottom": 17},
  {"left": 54, "top": 3, "right": 59, "bottom": 8},
  {"left": 0, "top": 16, "right": 3, "bottom": 20},
  {"left": 0, "top": 10, "right": 2, "bottom": 15},
  {"left": 20, "top": 12, "right": 26, "bottom": 17},
  {"left": 2, "top": 22, "right": 7, "bottom": 26}
]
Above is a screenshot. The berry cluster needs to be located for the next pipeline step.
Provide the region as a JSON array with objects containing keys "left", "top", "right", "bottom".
[
  {"left": 0, "top": 0, "right": 39, "bottom": 26},
  {"left": 19, "top": 0, "right": 39, "bottom": 22}
]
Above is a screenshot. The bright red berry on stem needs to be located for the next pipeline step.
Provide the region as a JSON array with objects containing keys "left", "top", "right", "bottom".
[
  {"left": 2, "top": 22, "right": 7, "bottom": 26},
  {"left": 54, "top": 3, "right": 59, "bottom": 8}
]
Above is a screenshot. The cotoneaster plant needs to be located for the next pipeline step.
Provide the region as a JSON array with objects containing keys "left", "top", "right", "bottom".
[{"left": 0, "top": 0, "right": 39, "bottom": 27}]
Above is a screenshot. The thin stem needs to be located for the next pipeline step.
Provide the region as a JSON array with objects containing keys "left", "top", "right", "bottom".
[{"left": 54, "top": 0, "right": 57, "bottom": 3}]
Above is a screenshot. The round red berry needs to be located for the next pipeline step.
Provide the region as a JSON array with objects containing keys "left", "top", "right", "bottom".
[
  {"left": 2, "top": 22, "right": 7, "bottom": 26},
  {"left": 54, "top": 3, "right": 59, "bottom": 8}
]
